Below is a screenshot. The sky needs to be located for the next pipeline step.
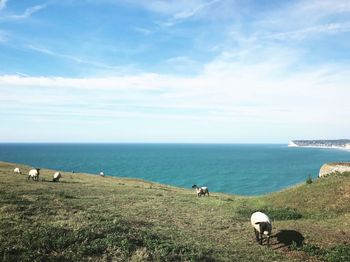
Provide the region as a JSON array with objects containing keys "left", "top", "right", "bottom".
[{"left": 0, "top": 0, "right": 349, "bottom": 143}]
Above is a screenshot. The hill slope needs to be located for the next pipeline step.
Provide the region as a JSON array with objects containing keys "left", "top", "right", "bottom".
[{"left": 0, "top": 161, "right": 349, "bottom": 261}]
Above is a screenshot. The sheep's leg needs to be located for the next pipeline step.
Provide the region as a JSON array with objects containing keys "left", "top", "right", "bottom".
[
  {"left": 258, "top": 223, "right": 265, "bottom": 245},
  {"left": 254, "top": 229, "right": 259, "bottom": 242},
  {"left": 267, "top": 235, "right": 270, "bottom": 247}
]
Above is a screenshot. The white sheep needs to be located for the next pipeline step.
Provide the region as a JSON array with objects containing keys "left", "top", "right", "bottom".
[
  {"left": 27, "top": 168, "right": 40, "bottom": 181},
  {"left": 52, "top": 172, "right": 62, "bottom": 182},
  {"left": 99, "top": 171, "right": 105, "bottom": 177},
  {"left": 192, "top": 184, "right": 209, "bottom": 197},
  {"left": 250, "top": 211, "right": 272, "bottom": 246},
  {"left": 14, "top": 167, "right": 21, "bottom": 175}
]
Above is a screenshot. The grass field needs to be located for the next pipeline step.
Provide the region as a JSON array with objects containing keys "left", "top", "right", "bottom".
[{"left": 0, "top": 161, "right": 349, "bottom": 261}]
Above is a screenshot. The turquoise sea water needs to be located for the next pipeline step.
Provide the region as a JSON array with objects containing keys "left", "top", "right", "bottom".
[{"left": 0, "top": 143, "right": 349, "bottom": 195}]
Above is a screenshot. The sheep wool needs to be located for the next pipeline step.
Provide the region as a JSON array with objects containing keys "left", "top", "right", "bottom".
[
  {"left": 28, "top": 169, "right": 40, "bottom": 181},
  {"left": 251, "top": 211, "right": 272, "bottom": 246},
  {"left": 250, "top": 212, "right": 271, "bottom": 235},
  {"left": 53, "top": 172, "right": 61, "bottom": 182}
]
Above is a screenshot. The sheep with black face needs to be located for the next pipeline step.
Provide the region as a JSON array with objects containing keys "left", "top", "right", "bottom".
[
  {"left": 28, "top": 168, "right": 40, "bottom": 181},
  {"left": 53, "top": 172, "right": 62, "bottom": 182},
  {"left": 251, "top": 211, "right": 272, "bottom": 246},
  {"left": 14, "top": 167, "right": 21, "bottom": 175},
  {"left": 192, "top": 184, "right": 209, "bottom": 197}
]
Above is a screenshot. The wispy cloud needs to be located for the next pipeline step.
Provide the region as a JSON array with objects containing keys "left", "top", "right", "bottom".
[
  {"left": 298, "top": 0, "right": 350, "bottom": 15},
  {"left": 261, "top": 22, "right": 350, "bottom": 41},
  {"left": 0, "top": 4, "right": 45, "bottom": 21},
  {"left": 158, "top": 0, "right": 221, "bottom": 26},
  {"left": 133, "top": 26, "right": 152, "bottom": 35},
  {"left": 165, "top": 56, "right": 202, "bottom": 74},
  {"left": 124, "top": 0, "right": 222, "bottom": 27},
  {"left": 168, "top": 0, "right": 220, "bottom": 25},
  {"left": 26, "top": 44, "right": 133, "bottom": 72}
]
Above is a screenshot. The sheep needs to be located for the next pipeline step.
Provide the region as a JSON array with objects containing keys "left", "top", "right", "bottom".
[
  {"left": 27, "top": 168, "right": 40, "bottom": 181},
  {"left": 99, "top": 171, "right": 105, "bottom": 177},
  {"left": 14, "top": 167, "right": 21, "bottom": 175},
  {"left": 250, "top": 211, "right": 272, "bottom": 246},
  {"left": 192, "top": 184, "right": 209, "bottom": 197},
  {"left": 52, "top": 172, "right": 62, "bottom": 182}
]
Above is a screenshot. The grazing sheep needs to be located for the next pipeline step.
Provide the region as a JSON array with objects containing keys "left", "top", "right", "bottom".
[
  {"left": 52, "top": 172, "right": 62, "bottom": 182},
  {"left": 192, "top": 184, "right": 209, "bottom": 197},
  {"left": 28, "top": 168, "right": 40, "bottom": 181},
  {"left": 99, "top": 171, "right": 104, "bottom": 177},
  {"left": 251, "top": 211, "right": 272, "bottom": 246},
  {"left": 14, "top": 167, "right": 21, "bottom": 175}
]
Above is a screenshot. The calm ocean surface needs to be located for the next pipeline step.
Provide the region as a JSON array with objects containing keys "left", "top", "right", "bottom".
[{"left": 0, "top": 143, "right": 349, "bottom": 195}]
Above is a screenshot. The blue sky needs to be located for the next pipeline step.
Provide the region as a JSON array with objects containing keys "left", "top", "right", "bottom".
[{"left": 0, "top": 0, "right": 350, "bottom": 143}]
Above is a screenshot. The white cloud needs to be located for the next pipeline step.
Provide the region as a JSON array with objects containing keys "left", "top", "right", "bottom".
[
  {"left": 1, "top": 49, "right": 349, "bottom": 127},
  {"left": 1, "top": 47, "right": 350, "bottom": 142}
]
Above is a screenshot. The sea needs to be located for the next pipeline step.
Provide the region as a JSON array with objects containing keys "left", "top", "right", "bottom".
[{"left": 0, "top": 143, "right": 349, "bottom": 195}]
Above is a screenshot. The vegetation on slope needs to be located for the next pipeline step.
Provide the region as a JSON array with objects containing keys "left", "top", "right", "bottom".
[{"left": 0, "top": 161, "right": 349, "bottom": 261}]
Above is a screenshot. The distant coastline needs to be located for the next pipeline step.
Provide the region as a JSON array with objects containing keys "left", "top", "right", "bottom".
[{"left": 288, "top": 139, "right": 350, "bottom": 151}]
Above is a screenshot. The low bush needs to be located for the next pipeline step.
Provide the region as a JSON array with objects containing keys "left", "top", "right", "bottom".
[
  {"left": 306, "top": 175, "right": 313, "bottom": 184},
  {"left": 237, "top": 207, "right": 302, "bottom": 220}
]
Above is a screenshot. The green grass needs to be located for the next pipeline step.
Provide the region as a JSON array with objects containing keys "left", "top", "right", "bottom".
[{"left": 1, "top": 161, "right": 349, "bottom": 261}]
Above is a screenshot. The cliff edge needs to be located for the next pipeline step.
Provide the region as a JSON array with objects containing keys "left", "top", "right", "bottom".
[{"left": 319, "top": 162, "right": 350, "bottom": 177}]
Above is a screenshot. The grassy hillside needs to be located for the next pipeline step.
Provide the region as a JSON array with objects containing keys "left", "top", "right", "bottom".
[{"left": 0, "top": 161, "right": 349, "bottom": 261}]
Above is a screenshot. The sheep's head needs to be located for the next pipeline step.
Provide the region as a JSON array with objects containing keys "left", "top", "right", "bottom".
[
  {"left": 255, "top": 222, "right": 272, "bottom": 236},
  {"left": 192, "top": 184, "right": 198, "bottom": 189}
]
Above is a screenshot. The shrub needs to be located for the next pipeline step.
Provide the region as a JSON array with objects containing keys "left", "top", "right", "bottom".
[
  {"left": 290, "top": 243, "right": 350, "bottom": 262},
  {"left": 267, "top": 207, "right": 302, "bottom": 220},
  {"left": 325, "top": 245, "right": 350, "bottom": 262},
  {"left": 306, "top": 175, "right": 313, "bottom": 184}
]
